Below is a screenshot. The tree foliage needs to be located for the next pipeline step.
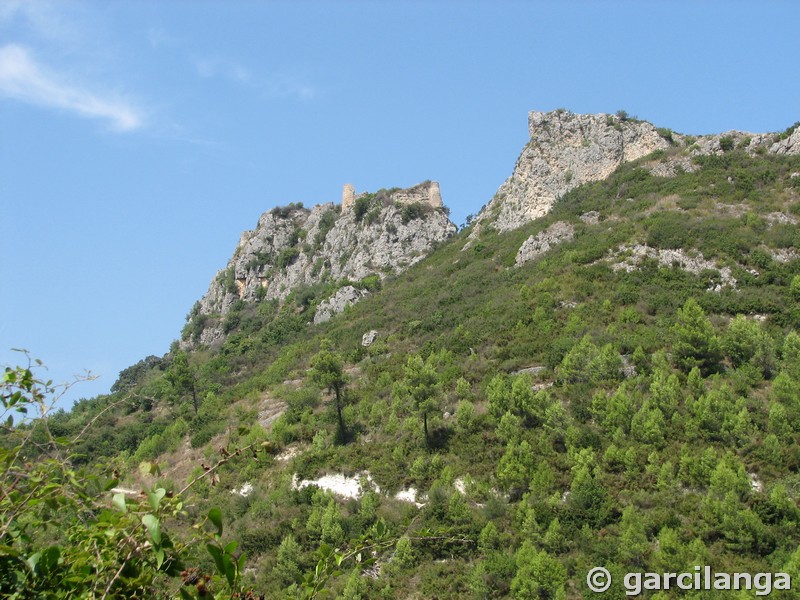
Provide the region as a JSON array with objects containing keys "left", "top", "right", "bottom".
[
  {"left": 309, "top": 339, "right": 349, "bottom": 443},
  {"left": 672, "top": 298, "right": 722, "bottom": 374}
]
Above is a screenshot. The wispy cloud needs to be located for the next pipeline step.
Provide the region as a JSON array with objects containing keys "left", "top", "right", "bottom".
[
  {"left": 194, "top": 56, "right": 252, "bottom": 85},
  {"left": 0, "top": 44, "right": 143, "bottom": 131},
  {"left": 193, "top": 54, "right": 317, "bottom": 101},
  {"left": 264, "top": 74, "right": 317, "bottom": 101},
  {"left": 0, "top": 1, "right": 86, "bottom": 46}
]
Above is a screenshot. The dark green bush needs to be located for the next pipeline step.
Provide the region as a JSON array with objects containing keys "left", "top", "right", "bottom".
[
  {"left": 353, "top": 196, "right": 371, "bottom": 223},
  {"left": 276, "top": 247, "right": 300, "bottom": 269},
  {"left": 270, "top": 202, "right": 304, "bottom": 219},
  {"left": 720, "top": 136, "right": 735, "bottom": 152},
  {"left": 401, "top": 202, "right": 429, "bottom": 224}
]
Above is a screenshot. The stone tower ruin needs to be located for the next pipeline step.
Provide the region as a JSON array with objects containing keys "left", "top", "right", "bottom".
[{"left": 342, "top": 183, "right": 356, "bottom": 210}]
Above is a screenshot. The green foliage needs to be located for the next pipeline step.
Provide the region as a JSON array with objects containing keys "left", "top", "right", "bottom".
[
  {"left": 672, "top": 298, "right": 722, "bottom": 374},
  {"left": 790, "top": 275, "right": 800, "bottom": 301},
  {"left": 722, "top": 315, "right": 776, "bottom": 377},
  {"left": 218, "top": 266, "right": 238, "bottom": 295},
  {"left": 353, "top": 196, "right": 371, "bottom": 223},
  {"left": 277, "top": 247, "right": 300, "bottom": 269},
  {"left": 497, "top": 440, "right": 534, "bottom": 496},
  {"left": 645, "top": 211, "right": 692, "bottom": 249},
  {"left": 399, "top": 353, "right": 442, "bottom": 448},
  {"left": 17, "top": 146, "right": 800, "bottom": 598},
  {"left": 719, "top": 136, "right": 735, "bottom": 152},
  {"left": 400, "top": 202, "right": 430, "bottom": 224},
  {"left": 165, "top": 350, "right": 199, "bottom": 414},
  {"left": 656, "top": 127, "right": 674, "bottom": 144},
  {"left": 112, "top": 355, "right": 164, "bottom": 393},
  {"left": 0, "top": 363, "right": 263, "bottom": 599},
  {"left": 313, "top": 208, "right": 339, "bottom": 250},
  {"left": 309, "top": 340, "right": 349, "bottom": 443},
  {"left": 510, "top": 542, "right": 566, "bottom": 599},
  {"left": 270, "top": 202, "right": 304, "bottom": 219}
]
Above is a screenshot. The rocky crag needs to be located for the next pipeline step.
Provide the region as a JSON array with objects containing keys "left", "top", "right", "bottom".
[
  {"left": 185, "top": 182, "right": 455, "bottom": 346},
  {"left": 470, "top": 109, "right": 800, "bottom": 238}
]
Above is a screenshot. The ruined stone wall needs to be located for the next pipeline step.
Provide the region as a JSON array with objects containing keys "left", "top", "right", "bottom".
[
  {"left": 389, "top": 181, "right": 442, "bottom": 208},
  {"left": 342, "top": 181, "right": 442, "bottom": 211}
]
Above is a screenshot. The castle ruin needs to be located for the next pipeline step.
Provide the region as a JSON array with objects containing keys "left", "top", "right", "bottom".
[
  {"left": 342, "top": 183, "right": 356, "bottom": 210},
  {"left": 342, "top": 181, "right": 443, "bottom": 211}
]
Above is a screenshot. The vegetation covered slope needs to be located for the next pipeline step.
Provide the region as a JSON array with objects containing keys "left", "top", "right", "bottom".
[{"left": 4, "top": 143, "right": 800, "bottom": 598}]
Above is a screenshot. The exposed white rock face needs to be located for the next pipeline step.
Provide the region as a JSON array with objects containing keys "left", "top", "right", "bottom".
[
  {"left": 470, "top": 110, "right": 800, "bottom": 241},
  {"left": 185, "top": 184, "right": 456, "bottom": 345},
  {"left": 603, "top": 244, "right": 738, "bottom": 291},
  {"left": 771, "top": 127, "right": 800, "bottom": 154},
  {"left": 361, "top": 330, "right": 379, "bottom": 347},
  {"left": 474, "top": 110, "right": 671, "bottom": 236},
  {"left": 515, "top": 221, "right": 575, "bottom": 267},
  {"left": 314, "top": 286, "right": 367, "bottom": 325},
  {"left": 230, "top": 482, "right": 253, "bottom": 497},
  {"left": 292, "top": 472, "right": 379, "bottom": 499}
]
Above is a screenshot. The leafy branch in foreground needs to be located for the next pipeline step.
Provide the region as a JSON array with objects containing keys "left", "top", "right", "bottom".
[{"left": 0, "top": 358, "right": 268, "bottom": 599}]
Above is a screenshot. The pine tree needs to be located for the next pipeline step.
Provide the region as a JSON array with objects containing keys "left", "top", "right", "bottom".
[
  {"left": 402, "top": 354, "right": 441, "bottom": 448},
  {"left": 510, "top": 542, "right": 566, "bottom": 599},
  {"left": 165, "top": 350, "right": 198, "bottom": 414},
  {"left": 310, "top": 339, "right": 349, "bottom": 443},
  {"left": 672, "top": 298, "right": 721, "bottom": 375}
]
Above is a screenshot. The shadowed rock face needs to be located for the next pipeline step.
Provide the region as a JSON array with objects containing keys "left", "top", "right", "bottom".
[
  {"left": 471, "top": 110, "right": 800, "bottom": 238},
  {"left": 185, "top": 183, "right": 456, "bottom": 346}
]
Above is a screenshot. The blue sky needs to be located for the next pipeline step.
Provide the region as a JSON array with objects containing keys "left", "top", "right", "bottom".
[{"left": 2, "top": 1, "right": 799, "bottom": 409}]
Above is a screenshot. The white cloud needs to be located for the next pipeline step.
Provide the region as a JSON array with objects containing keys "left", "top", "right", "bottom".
[
  {"left": 193, "top": 55, "right": 316, "bottom": 100},
  {"left": 263, "top": 73, "right": 317, "bottom": 101},
  {"left": 0, "top": 1, "right": 84, "bottom": 46},
  {"left": 194, "top": 56, "right": 252, "bottom": 85},
  {"left": 0, "top": 44, "right": 143, "bottom": 131}
]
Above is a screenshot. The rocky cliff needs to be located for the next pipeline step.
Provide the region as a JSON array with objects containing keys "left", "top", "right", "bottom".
[
  {"left": 185, "top": 184, "right": 456, "bottom": 346},
  {"left": 471, "top": 109, "right": 800, "bottom": 237}
]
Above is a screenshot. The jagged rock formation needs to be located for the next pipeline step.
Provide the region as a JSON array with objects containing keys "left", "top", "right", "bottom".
[
  {"left": 603, "top": 244, "right": 740, "bottom": 291},
  {"left": 472, "top": 110, "right": 670, "bottom": 236},
  {"left": 361, "top": 330, "right": 378, "bottom": 347},
  {"left": 471, "top": 110, "right": 800, "bottom": 238},
  {"left": 186, "top": 183, "right": 455, "bottom": 346},
  {"left": 313, "top": 286, "right": 367, "bottom": 325},
  {"left": 514, "top": 221, "right": 575, "bottom": 267}
]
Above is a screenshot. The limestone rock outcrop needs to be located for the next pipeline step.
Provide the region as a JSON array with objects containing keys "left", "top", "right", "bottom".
[
  {"left": 361, "top": 330, "right": 378, "bottom": 347},
  {"left": 471, "top": 110, "right": 800, "bottom": 239},
  {"left": 185, "top": 183, "right": 456, "bottom": 346},
  {"left": 514, "top": 221, "right": 575, "bottom": 267},
  {"left": 313, "top": 286, "right": 367, "bottom": 325},
  {"left": 473, "top": 110, "right": 671, "bottom": 236}
]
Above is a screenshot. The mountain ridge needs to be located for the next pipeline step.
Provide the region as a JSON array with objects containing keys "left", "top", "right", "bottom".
[
  {"left": 8, "top": 108, "right": 800, "bottom": 599},
  {"left": 184, "top": 182, "right": 456, "bottom": 346},
  {"left": 470, "top": 109, "right": 800, "bottom": 240}
]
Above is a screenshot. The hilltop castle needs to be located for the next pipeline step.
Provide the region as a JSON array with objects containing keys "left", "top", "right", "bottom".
[{"left": 342, "top": 181, "right": 443, "bottom": 211}]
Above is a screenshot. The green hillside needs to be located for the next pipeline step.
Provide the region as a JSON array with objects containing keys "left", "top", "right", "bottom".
[{"left": 4, "top": 146, "right": 800, "bottom": 598}]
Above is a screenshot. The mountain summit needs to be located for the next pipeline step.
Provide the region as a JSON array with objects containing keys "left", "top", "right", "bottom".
[
  {"left": 471, "top": 109, "right": 800, "bottom": 237},
  {"left": 184, "top": 182, "right": 455, "bottom": 346}
]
